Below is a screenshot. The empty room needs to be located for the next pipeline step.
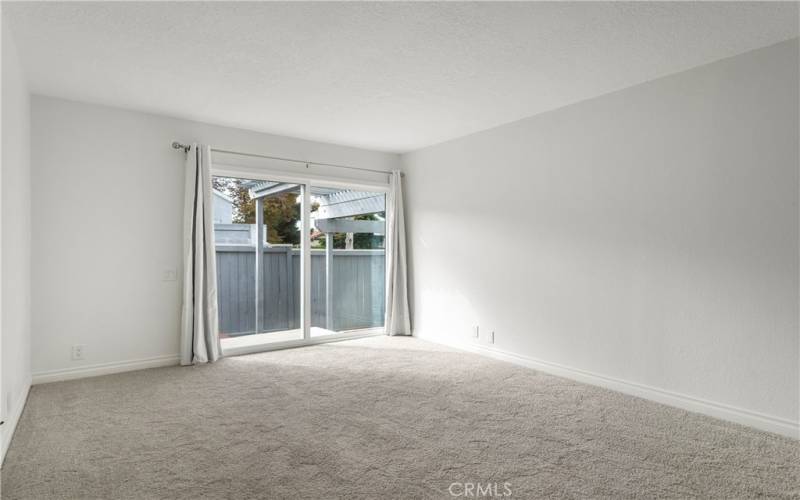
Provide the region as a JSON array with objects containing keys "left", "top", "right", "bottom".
[{"left": 1, "top": 2, "right": 798, "bottom": 499}]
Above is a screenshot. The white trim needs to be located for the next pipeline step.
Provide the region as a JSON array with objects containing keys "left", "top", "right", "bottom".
[
  {"left": 31, "top": 355, "right": 180, "bottom": 385},
  {"left": 1, "top": 381, "right": 31, "bottom": 467},
  {"left": 301, "top": 182, "right": 312, "bottom": 341},
  {"left": 415, "top": 332, "right": 799, "bottom": 440},
  {"left": 223, "top": 329, "right": 384, "bottom": 358},
  {"left": 308, "top": 176, "right": 390, "bottom": 193}
]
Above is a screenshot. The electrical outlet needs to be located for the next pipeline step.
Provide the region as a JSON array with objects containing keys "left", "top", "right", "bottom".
[
  {"left": 71, "top": 345, "right": 86, "bottom": 361},
  {"left": 472, "top": 325, "right": 479, "bottom": 339},
  {"left": 162, "top": 269, "right": 178, "bottom": 281},
  {"left": 489, "top": 331, "right": 495, "bottom": 344}
]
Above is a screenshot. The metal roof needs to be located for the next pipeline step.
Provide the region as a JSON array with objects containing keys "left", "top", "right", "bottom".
[
  {"left": 248, "top": 181, "right": 384, "bottom": 220},
  {"left": 315, "top": 190, "right": 385, "bottom": 220}
]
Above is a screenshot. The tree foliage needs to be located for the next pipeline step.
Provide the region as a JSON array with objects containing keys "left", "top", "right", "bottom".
[
  {"left": 214, "top": 177, "right": 301, "bottom": 245},
  {"left": 213, "top": 177, "right": 384, "bottom": 249}
]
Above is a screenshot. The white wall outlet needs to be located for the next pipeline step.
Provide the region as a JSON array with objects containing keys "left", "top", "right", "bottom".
[
  {"left": 71, "top": 344, "right": 86, "bottom": 361},
  {"left": 472, "top": 325, "right": 480, "bottom": 338},
  {"left": 489, "top": 331, "right": 495, "bottom": 344},
  {"left": 162, "top": 269, "right": 178, "bottom": 282}
]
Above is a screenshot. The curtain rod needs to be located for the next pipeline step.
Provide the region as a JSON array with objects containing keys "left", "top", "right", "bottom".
[{"left": 171, "top": 141, "right": 400, "bottom": 177}]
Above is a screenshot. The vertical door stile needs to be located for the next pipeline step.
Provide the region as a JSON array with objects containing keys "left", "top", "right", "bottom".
[{"left": 302, "top": 183, "right": 312, "bottom": 340}]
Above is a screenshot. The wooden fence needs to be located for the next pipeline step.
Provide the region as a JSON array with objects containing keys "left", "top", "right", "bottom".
[{"left": 216, "top": 245, "right": 385, "bottom": 336}]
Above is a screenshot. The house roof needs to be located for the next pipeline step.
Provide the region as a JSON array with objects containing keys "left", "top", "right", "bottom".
[{"left": 213, "top": 189, "right": 233, "bottom": 203}]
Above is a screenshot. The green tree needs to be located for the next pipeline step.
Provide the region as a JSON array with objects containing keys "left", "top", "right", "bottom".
[
  {"left": 211, "top": 177, "right": 233, "bottom": 193},
  {"left": 215, "top": 177, "right": 302, "bottom": 246}
]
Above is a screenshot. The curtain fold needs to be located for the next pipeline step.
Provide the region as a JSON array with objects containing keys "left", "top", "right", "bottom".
[
  {"left": 180, "top": 144, "right": 222, "bottom": 364},
  {"left": 385, "top": 170, "right": 411, "bottom": 336}
]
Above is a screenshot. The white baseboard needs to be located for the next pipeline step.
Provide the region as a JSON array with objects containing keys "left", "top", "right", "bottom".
[
  {"left": 32, "top": 355, "right": 180, "bottom": 385},
  {"left": 415, "top": 332, "right": 799, "bottom": 440},
  {"left": 1, "top": 381, "right": 31, "bottom": 466}
]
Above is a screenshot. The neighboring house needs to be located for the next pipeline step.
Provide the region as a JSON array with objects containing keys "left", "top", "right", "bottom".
[
  {"left": 214, "top": 223, "right": 268, "bottom": 245},
  {"left": 213, "top": 189, "right": 234, "bottom": 224},
  {"left": 213, "top": 189, "right": 267, "bottom": 245}
]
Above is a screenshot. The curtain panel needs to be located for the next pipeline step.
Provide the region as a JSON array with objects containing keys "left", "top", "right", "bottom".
[
  {"left": 180, "top": 144, "right": 222, "bottom": 364},
  {"left": 384, "top": 170, "right": 411, "bottom": 335}
]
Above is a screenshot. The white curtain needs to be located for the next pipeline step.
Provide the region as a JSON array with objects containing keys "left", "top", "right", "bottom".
[
  {"left": 180, "top": 144, "right": 222, "bottom": 364},
  {"left": 385, "top": 170, "right": 411, "bottom": 336}
]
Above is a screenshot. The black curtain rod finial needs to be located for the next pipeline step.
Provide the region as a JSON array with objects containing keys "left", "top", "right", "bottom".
[{"left": 171, "top": 141, "right": 190, "bottom": 152}]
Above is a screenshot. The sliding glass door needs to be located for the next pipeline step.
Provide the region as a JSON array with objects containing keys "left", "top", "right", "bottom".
[{"left": 212, "top": 172, "right": 386, "bottom": 352}]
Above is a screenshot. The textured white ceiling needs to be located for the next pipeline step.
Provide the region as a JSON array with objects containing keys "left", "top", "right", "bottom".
[{"left": 3, "top": 2, "right": 798, "bottom": 152}]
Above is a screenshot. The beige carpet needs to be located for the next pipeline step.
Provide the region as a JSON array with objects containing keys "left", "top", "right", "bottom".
[{"left": 2, "top": 337, "right": 798, "bottom": 499}]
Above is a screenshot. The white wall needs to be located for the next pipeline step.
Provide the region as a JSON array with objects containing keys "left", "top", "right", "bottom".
[
  {"left": 402, "top": 39, "right": 799, "bottom": 437},
  {"left": 1, "top": 16, "right": 32, "bottom": 460},
  {"left": 30, "top": 96, "right": 400, "bottom": 380}
]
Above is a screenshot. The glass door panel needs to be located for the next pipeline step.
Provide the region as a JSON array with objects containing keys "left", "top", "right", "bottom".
[
  {"left": 309, "top": 186, "right": 386, "bottom": 338},
  {"left": 212, "top": 176, "right": 303, "bottom": 349}
]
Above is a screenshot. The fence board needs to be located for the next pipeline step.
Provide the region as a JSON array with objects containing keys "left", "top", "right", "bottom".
[{"left": 216, "top": 246, "right": 384, "bottom": 336}]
